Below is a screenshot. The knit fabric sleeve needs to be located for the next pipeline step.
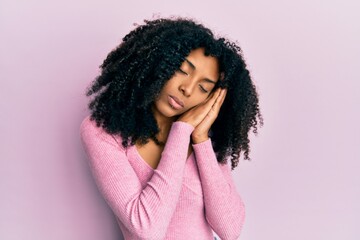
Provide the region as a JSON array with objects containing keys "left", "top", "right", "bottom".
[
  {"left": 191, "top": 138, "right": 246, "bottom": 240},
  {"left": 79, "top": 117, "right": 194, "bottom": 240}
]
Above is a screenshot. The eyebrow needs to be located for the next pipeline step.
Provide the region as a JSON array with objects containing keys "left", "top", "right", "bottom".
[
  {"left": 185, "top": 58, "right": 196, "bottom": 69},
  {"left": 184, "top": 58, "right": 217, "bottom": 84}
]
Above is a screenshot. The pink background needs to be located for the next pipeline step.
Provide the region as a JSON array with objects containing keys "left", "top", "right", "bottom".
[{"left": 1, "top": 0, "right": 359, "bottom": 239}]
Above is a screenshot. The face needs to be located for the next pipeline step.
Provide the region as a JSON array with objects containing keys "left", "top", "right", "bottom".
[{"left": 152, "top": 47, "right": 220, "bottom": 122}]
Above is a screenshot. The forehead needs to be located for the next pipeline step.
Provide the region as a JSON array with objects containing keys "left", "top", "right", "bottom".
[{"left": 184, "top": 48, "right": 220, "bottom": 80}]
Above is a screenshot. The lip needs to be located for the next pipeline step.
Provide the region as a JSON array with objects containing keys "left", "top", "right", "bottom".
[{"left": 169, "top": 95, "right": 185, "bottom": 108}]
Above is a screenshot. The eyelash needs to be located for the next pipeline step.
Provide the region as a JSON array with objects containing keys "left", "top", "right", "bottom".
[
  {"left": 199, "top": 85, "right": 208, "bottom": 93},
  {"left": 177, "top": 69, "right": 209, "bottom": 93}
]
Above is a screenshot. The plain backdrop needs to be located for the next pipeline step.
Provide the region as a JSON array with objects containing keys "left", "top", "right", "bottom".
[{"left": 1, "top": 0, "right": 359, "bottom": 239}]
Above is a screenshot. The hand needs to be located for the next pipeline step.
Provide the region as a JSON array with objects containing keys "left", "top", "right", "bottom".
[
  {"left": 176, "top": 88, "right": 222, "bottom": 127},
  {"left": 176, "top": 88, "right": 228, "bottom": 143},
  {"left": 192, "top": 88, "right": 227, "bottom": 143}
]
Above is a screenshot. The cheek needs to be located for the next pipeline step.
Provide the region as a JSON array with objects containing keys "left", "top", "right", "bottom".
[
  {"left": 190, "top": 97, "right": 208, "bottom": 108},
  {"left": 200, "top": 94, "right": 211, "bottom": 103}
]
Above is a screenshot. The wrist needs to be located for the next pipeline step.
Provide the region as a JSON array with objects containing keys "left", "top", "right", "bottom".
[
  {"left": 175, "top": 120, "right": 196, "bottom": 129},
  {"left": 191, "top": 136, "right": 209, "bottom": 144}
]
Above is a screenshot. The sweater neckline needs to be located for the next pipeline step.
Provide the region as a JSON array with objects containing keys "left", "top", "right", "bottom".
[{"left": 129, "top": 144, "right": 194, "bottom": 171}]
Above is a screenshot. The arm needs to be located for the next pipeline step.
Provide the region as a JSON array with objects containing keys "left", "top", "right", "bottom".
[
  {"left": 80, "top": 116, "right": 194, "bottom": 240},
  {"left": 192, "top": 138, "right": 245, "bottom": 240}
]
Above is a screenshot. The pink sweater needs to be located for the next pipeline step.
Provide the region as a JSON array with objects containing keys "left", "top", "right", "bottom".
[{"left": 80, "top": 115, "right": 245, "bottom": 240}]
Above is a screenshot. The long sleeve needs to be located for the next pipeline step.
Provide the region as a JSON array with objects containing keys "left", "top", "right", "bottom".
[
  {"left": 79, "top": 117, "right": 194, "bottom": 240},
  {"left": 192, "top": 138, "right": 245, "bottom": 240}
]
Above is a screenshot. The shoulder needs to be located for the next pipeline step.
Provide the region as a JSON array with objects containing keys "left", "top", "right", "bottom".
[
  {"left": 79, "top": 115, "right": 125, "bottom": 150},
  {"left": 80, "top": 115, "right": 95, "bottom": 131},
  {"left": 80, "top": 115, "right": 102, "bottom": 138}
]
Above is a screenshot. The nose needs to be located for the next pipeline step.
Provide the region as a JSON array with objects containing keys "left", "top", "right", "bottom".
[{"left": 179, "top": 78, "right": 197, "bottom": 97}]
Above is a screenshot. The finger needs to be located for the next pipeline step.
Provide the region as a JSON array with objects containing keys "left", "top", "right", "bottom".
[
  {"left": 219, "top": 89, "right": 227, "bottom": 106},
  {"left": 207, "top": 89, "right": 222, "bottom": 108},
  {"left": 219, "top": 89, "right": 227, "bottom": 103},
  {"left": 202, "top": 88, "right": 221, "bottom": 107},
  {"left": 211, "top": 88, "right": 222, "bottom": 101},
  {"left": 203, "top": 88, "right": 219, "bottom": 102},
  {"left": 212, "top": 89, "right": 227, "bottom": 111},
  {"left": 213, "top": 90, "right": 223, "bottom": 109},
  {"left": 197, "top": 89, "right": 224, "bottom": 125}
]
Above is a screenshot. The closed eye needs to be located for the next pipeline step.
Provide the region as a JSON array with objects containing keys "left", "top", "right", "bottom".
[
  {"left": 199, "top": 85, "right": 209, "bottom": 93},
  {"left": 177, "top": 68, "right": 209, "bottom": 93}
]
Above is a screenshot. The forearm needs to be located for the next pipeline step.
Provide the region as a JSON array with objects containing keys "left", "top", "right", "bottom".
[{"left": 192, "top": 139, "right": 245, "bottom": 240}]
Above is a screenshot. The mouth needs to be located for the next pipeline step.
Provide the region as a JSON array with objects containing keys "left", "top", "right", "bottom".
[{"left": 168, "top": 95, "right": 184, "bottom": 110}]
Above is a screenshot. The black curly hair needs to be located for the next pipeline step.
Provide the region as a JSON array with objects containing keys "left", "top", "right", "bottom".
[{"left": 85, "top": 17, "right": 263, "bottom": 170}]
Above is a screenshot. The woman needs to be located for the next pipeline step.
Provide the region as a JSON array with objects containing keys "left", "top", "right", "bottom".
[{"left": 80, "top": 17, "right": 263, "bottom": 240}]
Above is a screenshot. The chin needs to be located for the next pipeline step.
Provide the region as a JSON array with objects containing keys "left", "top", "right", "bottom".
[
  {"left": 154, "top": 102, "right": 174, "bottom": 116},
  {"left": 166, "top": 106, "right": 186, "bottom": 119}
]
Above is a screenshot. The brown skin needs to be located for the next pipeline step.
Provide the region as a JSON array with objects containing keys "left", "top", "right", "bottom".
[
  {"left": 179, "top": 87, "right": 227, "bottom": 143},
  {"left": 151, "top": 47, "right": 228, "bottom": 144},
  {"left": 138, "top": 48, "right": 227, "bottom": 169}
]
